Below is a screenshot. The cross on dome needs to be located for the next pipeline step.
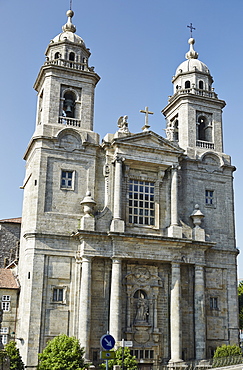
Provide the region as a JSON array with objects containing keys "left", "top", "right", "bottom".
[{"left": 187, "top": 23, "right": 196, "bottom": 38}]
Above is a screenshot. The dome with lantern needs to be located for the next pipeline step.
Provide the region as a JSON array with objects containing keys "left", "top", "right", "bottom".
[
  {"left": 175, "top": 38, "right": 210, "bottom": 76},
  {"left": 50, "top": 10, "right": 86, "bottom": 46}
]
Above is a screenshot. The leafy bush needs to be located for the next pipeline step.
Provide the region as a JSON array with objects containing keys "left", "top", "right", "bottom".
[
  {"left": 5, "top": 341, "right": 25, "bottom": 370},
  {"left": 213, "top": 344, "right": 242, "bottom": 358},
  {"left": 38, "top": 334, "right": 85, "bottom": 370},
  {"left": 100, "top": 347, "right": 137, "bottom": 370}
]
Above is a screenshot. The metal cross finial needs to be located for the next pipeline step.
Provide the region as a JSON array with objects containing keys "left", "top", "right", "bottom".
[
  {"left": 140, "top": 106, "right": 154, "bottom": 132},
  {"left": 187, "top": 23, "right": 196, "bottom": 37},
  {"left": 70, "top": 0, "right": 72, "bottom": 10}
]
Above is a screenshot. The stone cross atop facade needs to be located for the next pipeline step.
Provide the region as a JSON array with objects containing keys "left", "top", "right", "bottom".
[{"left": 140, "top": 106, "right": 154, "bottom": 132}]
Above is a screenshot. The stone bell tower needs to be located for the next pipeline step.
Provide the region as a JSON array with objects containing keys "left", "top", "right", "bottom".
[
  {"left": 162, "top": 37, "right": 225, "bottom": 157},
  {"left": 17, "top": 9, "right": 100, "bottom": 368},
  {"left": 34, "top": 9, "right": 100, "bottom": 134}
]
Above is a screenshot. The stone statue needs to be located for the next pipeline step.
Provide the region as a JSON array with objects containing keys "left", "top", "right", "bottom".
[
  {"left": 117, "top": 115, "right": 130, "bottom": 133},
  {"left": 135, "top": 298, "right": 148, "bottom": 322}
]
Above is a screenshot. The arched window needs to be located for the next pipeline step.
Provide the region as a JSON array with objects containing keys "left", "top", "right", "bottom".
[
  {"left": 185, "top": 80, "right": 190, "bottom": 89},
  {"left": 54, "top": 52, "right": 61, "bottom": 59},
  {"left": 134, "top": 290, "right": 147, "bottom": 299},
  {"left": 63, "top": 91, "right": 76, "bottom": 118},
  {"left": 69, "top": 52, "right": 75, "bottom": 61},
  {"left": 199, "top": 80, "right": 204, "bottom": 89},
  {"left": 197, "top": 116, "right": 206, "bottom": 141}
]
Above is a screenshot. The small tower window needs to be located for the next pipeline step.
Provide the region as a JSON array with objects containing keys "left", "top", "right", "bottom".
[
  {"left": 185, "top": 80, "right": 190, "bottom": 89},
  {"left": 69, "top": 52, "right": 75, "bottom": 61},
  {"left": 54, "top": 52, "right": 61, "bottom": 59},
  {"left": 174, "top": 120, "right": 179, "bottom": 141},
  {"left": 199, "top": 80, "right": 204, "bottom": 89},
  {"left": 63, "top": 91, "right": 76, "bottom": 118}
]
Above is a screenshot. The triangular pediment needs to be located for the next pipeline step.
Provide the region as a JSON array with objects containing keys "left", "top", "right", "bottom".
[{"left": 112, "top": 130, "right": 184, "bottom": 154}]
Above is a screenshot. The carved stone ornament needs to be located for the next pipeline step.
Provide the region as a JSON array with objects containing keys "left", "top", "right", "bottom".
[{"left": 133, "top": 266, "right": 150, "bottom": 283}]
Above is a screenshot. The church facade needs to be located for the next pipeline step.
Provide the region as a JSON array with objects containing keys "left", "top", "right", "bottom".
[{"left": 16, "top": 9, "right": 239, "bottom": 369}]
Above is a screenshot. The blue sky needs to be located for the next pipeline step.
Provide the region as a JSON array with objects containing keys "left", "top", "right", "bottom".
[{"left": 1, "top": 0, "right": 243, "bottom": 276}]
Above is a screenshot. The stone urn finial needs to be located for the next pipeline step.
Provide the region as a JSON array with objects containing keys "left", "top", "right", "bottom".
[
  {"left": 80, "top": 191, "right": 96, "bottom": 216},
  {"left": 190, "top": 204, "right": 204, "bottom": 227}
]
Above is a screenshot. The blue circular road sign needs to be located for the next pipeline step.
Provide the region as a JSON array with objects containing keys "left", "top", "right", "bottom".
[{"left": 100, "top": 334, "right": 115, "bottom": 350}]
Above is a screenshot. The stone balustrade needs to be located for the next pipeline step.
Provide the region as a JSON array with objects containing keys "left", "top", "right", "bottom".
[{"left": 58, "top": 116, "right": 81, "bottom": 127}]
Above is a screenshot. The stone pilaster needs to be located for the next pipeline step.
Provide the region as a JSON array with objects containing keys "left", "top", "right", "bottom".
[
  {"left": 170, "top": 262, "right": 183, "bottom": 363},
  {"left": 78, "top": 256, "right": 92, "bottom": 361},
  {"left": 109, "top": 258, "right": 122, "bottom": 341},
  {"left": 110, "top": 157, "right": 125, "bottom": 232},
  {"left": 194, "top": 265, "right": 206, "bottom": 360},
  {"left": 168, "top": 165, "right": 182, "bottom": 238}
]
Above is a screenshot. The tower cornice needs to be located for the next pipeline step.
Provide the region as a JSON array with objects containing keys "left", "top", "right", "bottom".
[
  {"left": 162, "top": 92, "right": 226, "bottom": 117},
  {"left": 34, "top": 63, "right": 100, "bottom": 92}
]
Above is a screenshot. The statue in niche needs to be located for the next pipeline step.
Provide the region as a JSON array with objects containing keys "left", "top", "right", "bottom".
[
  {"left": 134, "top": 289, "right": 149, "bottom": 323},
  {"left": 135, "top": 299, "right": 148, "bottom": 322}
]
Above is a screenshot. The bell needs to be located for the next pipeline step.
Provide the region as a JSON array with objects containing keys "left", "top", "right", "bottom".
[
  {"left": 64, "top": 98, "right": 73, "bottom": 113},
  {"left": 65, "top": 105, "right": 72, "bottom": 113}
]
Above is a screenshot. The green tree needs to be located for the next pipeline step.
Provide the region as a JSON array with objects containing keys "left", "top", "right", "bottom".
[
  {"left": 100, "top": 347, "right": 137, "bottom": 370},
  {"left": 38, "top": 334, "right": 85, "bottom": 370},
  {"left": 5, "top": 340, "right": 25, "bottom": 370},
  {"left": 238, "top": 281, "right": 243, "bottom": 329},
  {"left": 213, "top": 344, "right": 242, "bottom": 358}
]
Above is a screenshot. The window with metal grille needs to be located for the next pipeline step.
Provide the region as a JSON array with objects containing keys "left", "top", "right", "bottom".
[
  {"left": 53, "top": 288, "right": 64, "bottom": 302},
  {"left": 130, "top": 349, "right": 154, "bottom": 359},
  {"left": 128, "top": 180, "right": 155, "bottom": 226},
  {"left": 210, "top": 297, "right": 218, "bottom": 310}
]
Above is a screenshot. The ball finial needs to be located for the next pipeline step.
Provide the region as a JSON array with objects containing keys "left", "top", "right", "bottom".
[{"left": 66, "top": 9, "right": 74, "bottom": 18}]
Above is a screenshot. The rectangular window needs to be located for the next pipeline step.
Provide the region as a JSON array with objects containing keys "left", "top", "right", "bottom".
[
  {"left": 0, "top": 334, "right": 8, "bottom": 345},
  {"left": 53, "top": 288, "right": 64, "bottom": 302},
  {"left": 128, "top": 180, "right": 155, "bottom": 226},
  {"left": 0, "top": 328, "right": 9, "bottom": 334},
  {"left": 2, "top": 296, "right": 10, "bottom": 312},
  {"left": 61, "top": 170, "right": 74, "bottom": 189},
  {"left": 210, "top": 297, "right": 218, "bottom": 309},
  {"left": 2, "top": 296, "right": 10, "bottom": 302},
  {"left": 205, "top": 190, "right": 214, "bottom": 205},
  {"left": 130, "top": 349, "right": 154, "bottom": 359}
]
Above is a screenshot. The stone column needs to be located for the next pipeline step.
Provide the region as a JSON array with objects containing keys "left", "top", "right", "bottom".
[
  {"left": 168, "top": 165, "right": 182, "bottom": 238},
  {"left": 78, "top": 256, "right": 92, "bottom": 361},
  {"left": 109, "top": 258, "right": 122, "bottom": 341},
  {"left": 113, "top": 157, "right": 123, "bottom": 219},
  {"left": 110, "top": 157, "right": 125, "bottom": 232},
  {"left": 194, "top": 265, "right": 206, "bottom": 360},
  {"left": 170, "top": 262, "right": 182, "bottom": 363},
  {"left": 171, "top": 165, "right": 178, "bottom": 226}
]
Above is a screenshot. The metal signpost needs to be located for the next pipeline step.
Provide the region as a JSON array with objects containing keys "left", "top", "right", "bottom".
[{"left": 100, "top": 334, "right": 116, "bottom": 370}]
